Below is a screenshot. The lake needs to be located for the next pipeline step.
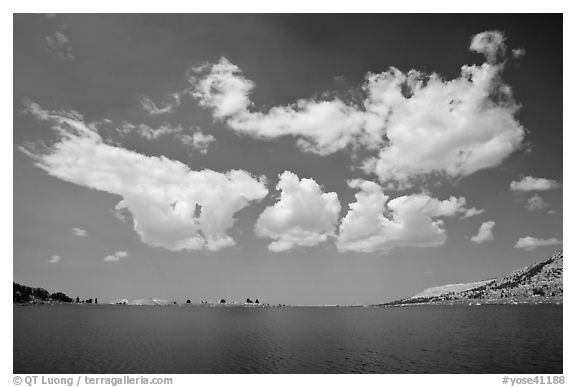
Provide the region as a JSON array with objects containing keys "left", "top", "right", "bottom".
[{"left": 13, "top": 304, "right": 562, "bottom": 374}]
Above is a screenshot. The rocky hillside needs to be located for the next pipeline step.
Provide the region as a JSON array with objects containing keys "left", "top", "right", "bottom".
[{"left": 382, "top": 251, "right": 563, "bottom": 306}]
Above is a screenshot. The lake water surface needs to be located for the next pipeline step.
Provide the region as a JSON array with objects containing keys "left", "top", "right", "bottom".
[{"left": 14, "top": 304, "right": 562, "bottom": 373}]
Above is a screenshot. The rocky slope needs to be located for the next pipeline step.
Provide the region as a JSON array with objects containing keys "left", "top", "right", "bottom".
[{"left": 382, "top": 251, "right": 563, "bottom": 306}]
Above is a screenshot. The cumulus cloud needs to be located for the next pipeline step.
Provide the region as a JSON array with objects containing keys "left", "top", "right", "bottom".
[
  {"left": 48, "top": 255, "right": 61, "bottom": 264},
  {"left": 255, "top": 171, "right": 341, "bottom": 252},
  {"left": 514, "top": 236, "right": 562, "bottom": 251},
  {"left": 469, "top": 30, "right": 506, "bottom": 63},
  {"left": 192, "top": 58, "right": 385, "bottom": 156},
  {"left": 336, "top": 180, "right": 478, "bottom": 253},
  {"left": 526, "top": 195, "right": 549, "bottom": 211},
  {"left": 510, "top": 176, "right": 560, "bottom": 192},
  {"left": 470, "top": 221, "right": 495, "bottom": 244},
  {"left": 72, "top": 227, "right": 87, "bottom": 236},
  {"left": 20, "top": 102, "right": 268, "bottom": 252},
  {"left": 362, "top": 42, "right": 524, "bottom": 186},
  {"left": 192, "top": 31, "right": 524, "bottom": 187},
  {"left": 104, "top": 251, "right": 128, "bottom": 262}
]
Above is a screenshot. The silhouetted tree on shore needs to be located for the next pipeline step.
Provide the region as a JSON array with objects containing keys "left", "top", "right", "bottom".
[
  {"left": 13, "top": 282, "right": 74, "bottom": 304},
  {"left": 51, "top": 292, "right": 73, "bottom": 303}
]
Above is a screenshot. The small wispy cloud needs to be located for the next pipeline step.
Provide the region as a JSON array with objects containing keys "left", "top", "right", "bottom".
[
  {"left": 72, "top": 227, "right": 87, "bottom": 237},
  {"left": 510, "top": 176, "right": 560, "bottom": 192},
  {"left": 48, "top": 255, "right": 61, "bottom": 264},
  {"left": 45, "top": 23, "right": 75, "bottom": 61},
  {"left": 526, "top": 195, "right": 549, "bottom": 212},
  {"left": 461, "top": 207, "right": 486, "bottom": 219},
  {"left": 103, "top": 255, "right": 120, "bottom": 262},
  {"left": 104, "top": 251, "right": 128, "bottom": 263},
  {"left": 514, "top": 236, "right": 562, "bottom": 251},
  {"left": 512, "top": 48, "right": 526, "bottom": 59},
  {"left": 112, "top": 202, "right": 131, "bottom": 223},
  {"left": 139, "top": 93, "right": 183, "bottom": 116},
  {"left": 118, "top": 122, "right": 216, "bottom": 153},
  {"left": 119, "top": 123, "right": 180, "bottom": 140},
  {"left": 176, "top": 131, "right": 216, "bottom": 154},
  {"left": 470, "top": 221, "right": 495, "bottom": 244}
]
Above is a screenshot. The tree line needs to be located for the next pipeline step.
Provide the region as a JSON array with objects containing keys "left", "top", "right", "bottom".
[{"left": 13, "top": 282, "right": 96, "bottom": 304}]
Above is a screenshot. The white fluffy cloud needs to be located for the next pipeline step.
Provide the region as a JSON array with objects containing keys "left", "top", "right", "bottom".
[
  {"left": 255, "top": 171, "right": 341, "bottom": 252},
  {"left": 469, "top": 30, "right": 506, "bottom": 63},
  {"left": 336, "top": 180, "right": 477, "bottom": 253},
  {"left": 192, "top": 31, "right": 525, "bottom": 187},
  {"left": 192, "top": 59, "right": 255, "bottom": 119},
  {"left": 470, "top": 221, "right": 495, "bottom": 244},
  {"left": 514, "top": 236, "right": 562, "bottom": 251},
  {"left": 192, "top": 58, "right": 385, "bottom": 156},
  {"left": 361, "top": 62, "right": 524, "bottom": 187},
  {"left": 21, "top": 102, "right": 268, "bottom": 252},
  {"left": 48, "top": 255, "right": 61, "bottom": 264},
  {"left": 104, "top": 251, "right": 128, "bottom": 262},
  {"left": 510, "top": 176, "right": 560, "bottom": 192},
  {"left": 72, "top": 227, "right": 87, "bottom": 236},
  {"left": 526, "top": 195, "right": 549, "bottom": 211}
]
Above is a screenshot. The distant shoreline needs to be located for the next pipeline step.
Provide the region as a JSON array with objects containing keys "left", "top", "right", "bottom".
[
  {"left": 15, "top": 299, "right": 562, "bottom": 308},
  {"left": 13, "top": 251, "right": 563, "bottom": 308}
]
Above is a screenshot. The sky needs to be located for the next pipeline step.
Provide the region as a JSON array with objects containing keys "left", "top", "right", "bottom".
[{"left": 13, "top": 14, "right": 563, "bottom": 305}]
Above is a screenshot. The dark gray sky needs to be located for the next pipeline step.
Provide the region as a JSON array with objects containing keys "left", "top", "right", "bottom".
[{"left": 14, "top": 14, "right": 563, "bottom": 305}]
